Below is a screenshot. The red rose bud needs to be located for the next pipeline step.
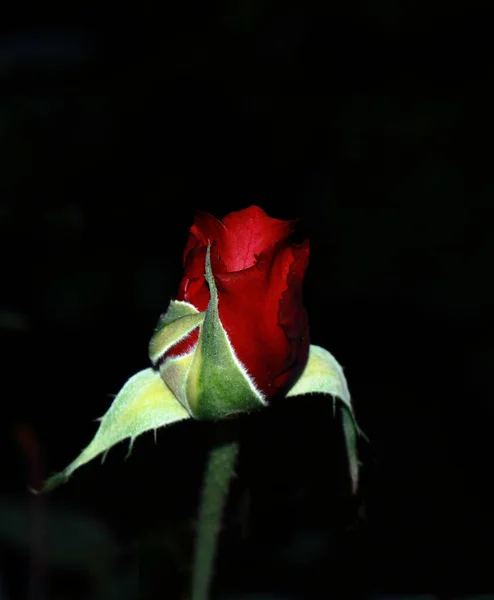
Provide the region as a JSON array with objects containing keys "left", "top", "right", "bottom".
[
  {"left": 149, "top": 205, "right": 310, "bottom": 419},
  {"left": 42, "top": 206, "right": 362, "bottom": 493}
]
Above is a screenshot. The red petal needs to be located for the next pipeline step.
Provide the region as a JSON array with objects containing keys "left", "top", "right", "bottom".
[
  {"left": 177, "top": 243, "right": 227, "bottom": 311},
  {"left": 220, "top": 206, "right": 297, "bottom": 271},
  {"left": 214, "top": 239, "right": 309, "bottom": 397},
  {"left": 183, "top": 212, "right": 226, "bottom": 263},
  {"left": 275, "top": 240, "right": 310, "bottom": 391},
  {"left": 183, "top": 206, "right": 296, "bottom": 273},
  {"left": 163, "top": 328, "right": 200, "bottom": 361}
]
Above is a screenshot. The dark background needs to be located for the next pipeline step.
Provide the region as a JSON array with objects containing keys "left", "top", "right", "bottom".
[{"left": 1, "top": 5, "right": 493, "bottom": 600}]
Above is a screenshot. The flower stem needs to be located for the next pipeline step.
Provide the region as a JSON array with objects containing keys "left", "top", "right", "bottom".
[{"left": 191, "top": 439, "right": 238, "bottom": 600}]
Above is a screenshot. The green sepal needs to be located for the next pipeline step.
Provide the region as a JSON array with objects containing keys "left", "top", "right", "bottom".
[
  {"left": 183, "top": 246, "right": 266, "bottom": 420},
  {"left": 286, "top": 344, "right": 363, "bottom": 493},
  {"left": 41, "top": 368, "right": 190, "bottom": 492},
  {"left": 149, "top": 300, "right": 204, "bottom": 365}
]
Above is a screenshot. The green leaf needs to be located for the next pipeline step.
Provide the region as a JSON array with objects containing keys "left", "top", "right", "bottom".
[
  {"left": 42, "top": 368, "right": 190, "bottom": 492},
  {"left": 286, "top": 344, "right": 363, "bottom": 493}
]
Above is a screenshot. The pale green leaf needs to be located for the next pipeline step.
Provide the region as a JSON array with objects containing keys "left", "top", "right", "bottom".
[
  {"left": 42, "top": 368, "right": 190, "bottom": 492},
  {"left": 287, "top": 344, "right": 363, "bottom": 493}
]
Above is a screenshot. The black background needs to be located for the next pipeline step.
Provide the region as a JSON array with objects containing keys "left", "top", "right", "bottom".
[{"left": 1, "top": 5, "right": 493, "bottom": 599}]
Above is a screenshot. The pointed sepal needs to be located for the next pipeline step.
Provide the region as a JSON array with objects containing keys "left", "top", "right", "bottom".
[
  {"left": 41, "top": 368, "right": 190, "bottom": 492},
  {"left": 149, "top": 300, "right": 204, "bottom": 365},
  {"left": 177, "top": 246, "right": 265, "bottom": 420},
  {"left": 286, "top": 344, "right": 363, "bottom": 493}
]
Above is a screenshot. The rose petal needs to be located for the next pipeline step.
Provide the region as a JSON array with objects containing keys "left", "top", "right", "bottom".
[
  {"left": 184, "top": 206, "right": 296, "bottom": 272},
  {"left": 213, "top": 240, "right": 309, "bottom": 396},
  {"left": 220, "top": 206, "right": 297, "bottom": 271}
]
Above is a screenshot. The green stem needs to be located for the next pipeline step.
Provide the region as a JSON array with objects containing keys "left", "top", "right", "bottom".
[{"left": 191, "top": 439, "right": 239, "bottom": 600}]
